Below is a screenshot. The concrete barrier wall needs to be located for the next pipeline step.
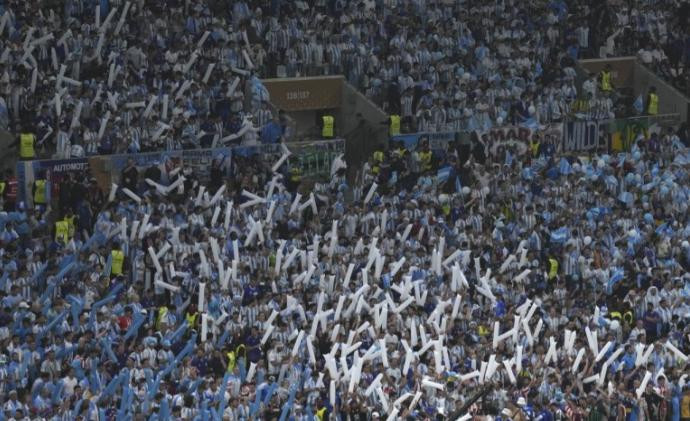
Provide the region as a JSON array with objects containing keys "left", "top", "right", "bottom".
[
  {"left": 579, "top": 57, "right": 637, "bottom": 89},
  {"left": 633, "top": 63, "right": 689, "bottom": 123},
  {"left": 339, "top": 82, "right": 388, "bottom": 176}
]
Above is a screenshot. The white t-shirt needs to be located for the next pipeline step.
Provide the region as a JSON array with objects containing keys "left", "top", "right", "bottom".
[
  {"left": 638, "top": 49, "right": 653, "bottom": 64},
  {"left": 63, "top": 375, "right": 78, "bottom": 395}
]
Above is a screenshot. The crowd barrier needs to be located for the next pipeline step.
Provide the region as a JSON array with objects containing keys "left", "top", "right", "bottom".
[
  {"left": 390, "top": 114, "right": 680, "bottom": 157},
  {"left": 16, "top": 139, "right": 344, "bottom": 206}
]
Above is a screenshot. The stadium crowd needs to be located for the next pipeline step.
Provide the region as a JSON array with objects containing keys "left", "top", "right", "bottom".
[
  {"left": 592, "top": 0, "right": 689, "bottom": 95},
  {"left": 1, "top": 0, "right": 690, "bottom": 420},
  {"left": 0, "top": 121, "right": 690, "bottom": 419},
  {"left": 1, "top": 0, "right": 687, "bottom": 161}
]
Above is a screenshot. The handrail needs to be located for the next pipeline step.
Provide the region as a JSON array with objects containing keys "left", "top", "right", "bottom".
[{"left": 19, "top": 139, "right": 345, "bottom": 165}]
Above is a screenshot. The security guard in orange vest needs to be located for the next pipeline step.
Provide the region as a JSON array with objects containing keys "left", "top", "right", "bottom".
[
  {"left": 321, "top": 115, "right": 334, "bottom": 138},
  {"left": 647, "top": 86, "right": 659, "bottom": 115}
]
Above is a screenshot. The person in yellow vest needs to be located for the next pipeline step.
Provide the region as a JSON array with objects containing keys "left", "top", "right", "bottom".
[
  {"left": 32, "top": 177, "right": 49, "bottom": 207},
  {"left": 548, "top": 257, "right": 559, "bottom": 280},
  {"left": 388, "top": 114, "right": 401, "bottom": 136},
  {"left": 529, "top": 136, "right": 540, "bottom": 157},
  {"left": 226, "top": 349, "right": 237, "bottom": 373},
  {"left": 228, "top": 343, "right": 246, "bottom": 373},
  {"left": 418, "top": 142, "right": 432, "bottom": 172},
  {"left": 646, "top": 86, "right": 659, "bottom": 115},
  {"left": 371, "top": 146, "right": 385, "bottom": 175},
  {"left": 17, "top": 130, "right": 36, "bottom": 160},
  {"left": 54, "top": 218, "right": 70, "bottom": 244},
  {"left": 599, "top": 64, "right": 613, "bottom": 93},
  {"left": 315, "top": 403, "right": 329, "bottom": 421},
  {"left": 185, "top": 306, "right": 199, "bottom": 329},
  {"left": 111, "top": 243, "right": 125, "bottom": 276},
  {"left": 321, "top": 114, "right": 334, "bottom": 138},
  {"left": 63, "top": 211, "right": 76, "bottom": 238}
]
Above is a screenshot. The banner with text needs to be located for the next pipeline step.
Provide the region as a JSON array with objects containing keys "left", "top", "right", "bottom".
[
  {"left": 390, "top": 131, "right": 460, "bottom": 151},
  {"left": 262, "top": 76, "right": 344, "bottom": 111},
  {"left": 478, "top": 126, "right": 533, "bottom": 156},
  {"left": 393, "top": 124, "right": 562, "bottom": 156},
  {"left": 562, "top": 121, "right": 605, "bottom": 153}
]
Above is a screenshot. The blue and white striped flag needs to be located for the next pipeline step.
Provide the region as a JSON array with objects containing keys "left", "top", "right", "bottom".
[
  {"left": 606, "top": 267, "right": 625, "bottom": 294},
  {"left": 550, "top": 227, "right": 569, "bottom": 244},
  {"left": 437, "top": 166, "right": 451, "bottom": 183},
  {"left": 522, "top": 167, "right": 534, "bottom": 180},
  {"left": 633, "top": 95, "right": 644, "bottom": 114}
]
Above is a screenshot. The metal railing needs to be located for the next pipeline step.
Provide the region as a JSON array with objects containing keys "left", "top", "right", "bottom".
[{"left": 16, "top": 139, "right": 345, "bottom": 204}]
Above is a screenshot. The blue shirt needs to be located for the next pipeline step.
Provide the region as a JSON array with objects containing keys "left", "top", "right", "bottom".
[{"left": 261, "top": 121, "right": 283, "bottom": 144}]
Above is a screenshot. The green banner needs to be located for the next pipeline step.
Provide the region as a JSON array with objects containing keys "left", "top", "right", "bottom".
[
  {"left": 289, "top": 139, "right": 345, "bottom": 179},
  {"left": 608, "top": 118, "right": 649, "bottom": 152}
]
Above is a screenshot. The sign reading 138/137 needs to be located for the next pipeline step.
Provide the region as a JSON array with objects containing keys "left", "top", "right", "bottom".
[{"left": 286, "top": 90, "right": 310, "bottom": 100}]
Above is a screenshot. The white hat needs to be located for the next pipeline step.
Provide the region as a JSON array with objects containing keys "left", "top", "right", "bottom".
[{"left": 517, "top": 397, "right": 527, "bottom": 406}]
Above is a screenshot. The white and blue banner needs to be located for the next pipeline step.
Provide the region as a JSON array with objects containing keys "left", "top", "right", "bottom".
[{"left": 562, "top": 121, "right": 607, "bottom": 153}]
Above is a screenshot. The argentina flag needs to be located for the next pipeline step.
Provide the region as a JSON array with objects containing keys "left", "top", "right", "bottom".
[
  {"left": 606, "top": 267, "right": 625, "bottom": 294},
  {"left": 632, "top": 95, "right": 644, "bottom": 114},
  {"left": 522, "top": 167, "right": 534, "bottom": 180},
  {"left": 437, "top": 166, "right": 452, "bottom": 183},
  {"left": 550, "top": 227, "right": 569, "bottom": 244}
]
